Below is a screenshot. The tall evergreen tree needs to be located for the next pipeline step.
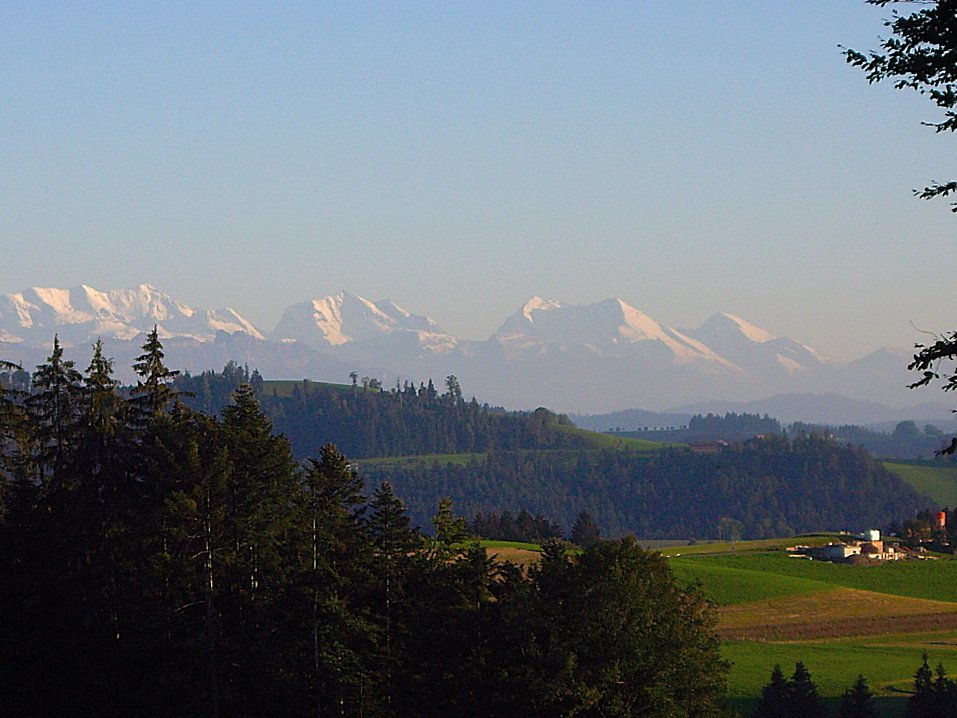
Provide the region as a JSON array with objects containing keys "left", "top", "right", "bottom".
[
  {"left": 130, "top": 325, "right": 180, "bottom": 420},
  {"left": 840, "top": 675, "right": 877, "bottom": 718},
  {"left": 26, "top": 335, "right": 83, "bottom": 486},
  {"left": 296, "top": 444, "right": 377, "bottom": 717},
  {"left": 753, "top": 664, "right": 790, "bottom": 718},
  {"left": 907, "top": 653, "right": 935, "bottom": 718},
  {"left": 571, "top": 509, "right": 601, "bottom": 547},
  {"left": 367, "top": 481, "right": 420, "bottom": 710},
  {"left": 217, "top": 382, "right": 300, "bottom": 713},
  {"left": 789, "top": 662, "right": 825, "bottom": 718}
]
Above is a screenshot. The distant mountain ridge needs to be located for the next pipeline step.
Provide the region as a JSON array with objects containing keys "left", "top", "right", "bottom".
[
  {"left": 0, "top": 284, "right": 263, "bottom": 345},
  {"left": 0, "top": 284, "right": 933, "bottom": 421}
]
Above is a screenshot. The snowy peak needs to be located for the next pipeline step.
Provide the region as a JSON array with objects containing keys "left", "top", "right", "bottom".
[
  {"left": 683, "top": 312, "right": 826, "bottom": 374},
  {"left": 494, "top": 297, "right": 733, "bottom": 366},
  {"left": 0, "top": 284, "right": 264, "bottom": 345},
  {"left": 521, "top": 296, "right": 563, "bottom": 322},
  {"left": 272, "top": 290, "right": 454, "bottom": 352},
  {"left": 697, "top": 312, "right": 777, "bottom": 344}
]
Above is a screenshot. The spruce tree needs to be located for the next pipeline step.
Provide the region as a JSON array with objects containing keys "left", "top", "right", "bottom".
[
  {"left": 26, "top": 335, "right": 83, "bottom": 486},
  {"left": 297, "top": 444, "right": 377, "bottom": 717},
  {"left": 130, "top": 325, "right": 180, "bottom": 420},
  {"left": 217, "top": 382, "right": 299, "bottom": 712},
  {"left": 430, "top": 496, "right": 469, "bottom": 561},
  {"left": 753, "top": 664, "right": 790, "bottom": 718},
  {"left": 907, "top": 653, "right": 935, "bottom": 718},
  {"left": 840, "top": 675, "right": 877, "bottom": 718},
  {"left": 571, "top": 509, "right": 601, "bottom": 547},
  {"left": 368, "top": 481, "right": 420, "bottom": 709},
  {"left": 789, "top": 662, "right": 825, "bottom": 718}
]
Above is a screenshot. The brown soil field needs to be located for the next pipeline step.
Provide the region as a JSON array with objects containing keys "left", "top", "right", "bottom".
[
  {"left": 718, "top": 587, "right": 957, "bottom": 641},
  {"left": 485, "top": 546, "right": 541, "bottom": 566}
]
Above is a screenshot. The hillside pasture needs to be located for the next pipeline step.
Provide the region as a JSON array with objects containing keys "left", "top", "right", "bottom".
[
  {"left": 675, "top": 548, "right": 957, "bottom": 718},
  {"left": 552, "top": 424, "right": 676, "bottom": 452},
  {"left": 357, "top": 452, "right": 483, "bottom": 469},
  {"left": 883, "top": 460, "right": 957, "bottom": 506},
  {"left": 717, "top": 587, "right": 957, "bottom": 640},
  {"left": 674, "top": 552, "right": 957, "bottom": 603},
  {"left": 669, "top": 559, "right": 832, "bottom": 606},
  {"left": 662, "top": 533, "right": 842, "bottom": 557}
]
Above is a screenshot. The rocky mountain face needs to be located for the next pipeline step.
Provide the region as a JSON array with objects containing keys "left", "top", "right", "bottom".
[{"left": 0, "top": 284, "right": 933, "bottom": 419}]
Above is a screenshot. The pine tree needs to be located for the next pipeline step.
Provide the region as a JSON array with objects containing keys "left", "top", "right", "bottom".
[
  {"left": 789, "top": 662, "right": 825, "bottom": 718},
  {"left": 26, "top": 335, "right": 83, "bottom": 486},
  {"left": 753, "top": 664, "right": 789, "bottom": 718},
  {"left": 297, "top": 444, "right": 377, "bottom": 717},
  {"left": 907, "top": 653, "right": 935, "bottom": 718},
  {"left": 430, "top": 496, "right": 469, "bottom": 561},
  {"left": 840, "top": 675, "right": 877, "bottom": 718},
  {"left": 368, "top": 481, "right": 421, "bottom": 708},
  {"left": 130, "top": 325, "right": 180, "bottom": 420},
  {"left": 571, "top": 509, "right": 601, "bottom": 547}
]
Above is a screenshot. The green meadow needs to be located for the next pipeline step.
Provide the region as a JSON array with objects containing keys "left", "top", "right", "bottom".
[
  {"left": 670, "top": 539, "right": 957, "bottom": 717},
  {"left": 883, "top": 460, "right": 957, "bottom": 506},
  {"left": 671, "top": 551, "right": 957, "bottom": 603}
]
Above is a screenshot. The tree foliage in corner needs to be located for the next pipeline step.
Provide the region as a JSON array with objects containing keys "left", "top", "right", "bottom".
[
  {"left": 845, "top": 0, "right": 957, "bottom": 209},
  {"left": 846, "top": 1, "right": 957, "bottom": 444}
]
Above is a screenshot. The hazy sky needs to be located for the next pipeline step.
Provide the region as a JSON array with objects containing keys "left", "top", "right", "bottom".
[{"left": 2, "top": 2, "right": 954, "bottom": 361}]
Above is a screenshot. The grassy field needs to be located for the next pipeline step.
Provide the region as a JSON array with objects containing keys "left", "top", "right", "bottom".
[
  {"left": 552, "top": 423, "right": 677, "bottom": 452},
  {"left": 883, "top": 460, "right": 957, "bottom": 506},
  {"left": 669, "top": 540, "right": 957, "bottom": 717},
  {"left": 724, "top": 637, "right": 957, "bottom": 718},
  {"left": 672, "top": 552, "right": 957, "bottom": 603},
  {"left": 356, "top": 452, "right": 482, "bottom": 469},
  {"left": 661, "top": 533, "right": 842, "bottom": 557}
]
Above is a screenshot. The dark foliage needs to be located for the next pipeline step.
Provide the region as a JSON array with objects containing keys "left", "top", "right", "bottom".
[
  {"left": 0, "top": 337, "right": 730, "bottom": 717},
  {"left": 840, "top": 675, "right": 877, "bottom": 718},
  {"left": 571, "top": 510, "right": 602, "bottom": 547},
  {"left": 753, "top": 662, "right": 824, "bottom": 718},
  {"left": 174, "top": 368, "right": 588, "bottom": 459},
  {"left": 906, "top": 653, "right": 957, "bottom": 717},
  {"left": 469, "top": 508, "right": 563, "bottom": 543},
  {"left": 365, "top": 435, "right": 930, "bottom": 539},
  {"left": 791, "top": 420, "right": 951, "bottom": 460}
]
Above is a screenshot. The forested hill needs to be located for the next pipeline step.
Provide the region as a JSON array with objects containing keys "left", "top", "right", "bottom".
[
  {"left": 362, "top": 435, "right": 930, "bottom": 540},
  {"left": 174, "top": 363, "right": 597, "bottom": 458},
  {"left": 170, "top": 364, "right": 933, "bottom": 540}
]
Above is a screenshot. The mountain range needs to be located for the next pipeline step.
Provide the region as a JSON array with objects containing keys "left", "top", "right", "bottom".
[{"left": 0, "top": 283, "right": 946, "bottom": 423}]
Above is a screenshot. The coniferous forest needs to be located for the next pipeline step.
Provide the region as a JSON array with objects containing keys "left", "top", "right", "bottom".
[
  {"left": 168, "top": 365, "right": 931, "bottom": 540},
  {"left": 0, "top": 334, "right": 730, "bottom": 717}
]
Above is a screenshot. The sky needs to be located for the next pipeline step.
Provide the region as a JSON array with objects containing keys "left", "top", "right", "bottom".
[{"left": 2, "top": 1, "right": 955, "bottom": 362}]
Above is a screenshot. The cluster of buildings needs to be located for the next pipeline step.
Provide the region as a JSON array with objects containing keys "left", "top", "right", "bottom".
[{"left": 788, "top": 528, "right": 930, "bottom": 563}]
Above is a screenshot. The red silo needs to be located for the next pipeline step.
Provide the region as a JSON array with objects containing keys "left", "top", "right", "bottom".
[{"left": 935, "top": 511, "right": 947, "bottom": 529}]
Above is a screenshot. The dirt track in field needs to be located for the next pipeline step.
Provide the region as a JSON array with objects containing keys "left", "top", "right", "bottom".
[{"left": 718, "top": 587, "right": 957, "bottom": 641}]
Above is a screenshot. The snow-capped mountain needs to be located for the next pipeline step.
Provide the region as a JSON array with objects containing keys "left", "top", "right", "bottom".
[
  {"left": 272, "top": 291, "right": 457, "bottom": 355},
  {"left": 0, "top": 284, "right": 263, "bottom": 346},
  {"left": 492, "top": 297, "right": 737, "bottom": 370},
  {"left": 682, "top": 312, "right": 828, "bottom": 375},
  {"left": 0, "top": 284, "right": 928, "bottom": 418}
]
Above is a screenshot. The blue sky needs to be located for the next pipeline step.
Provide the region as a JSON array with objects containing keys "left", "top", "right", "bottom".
[{"left": 2, "top": 2, "right": 954, "bottom": 360}]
